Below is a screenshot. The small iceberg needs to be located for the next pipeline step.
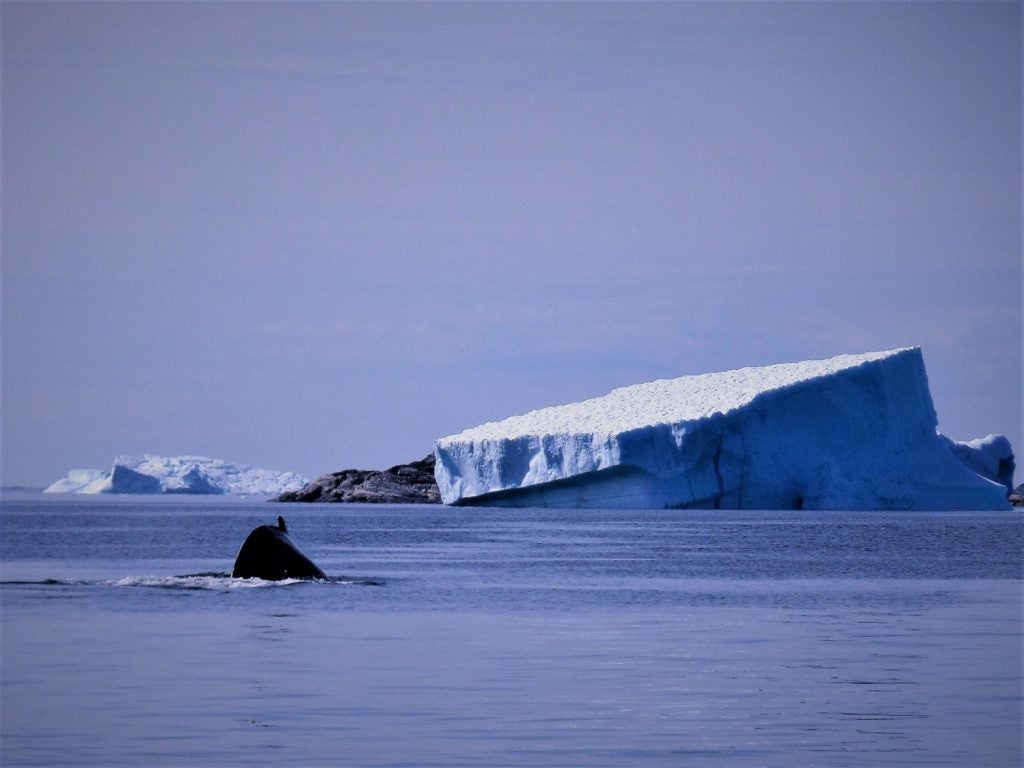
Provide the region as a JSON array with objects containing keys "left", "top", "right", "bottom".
[{"left": 45, "top": 454, "right": 308, "bottom": 496}]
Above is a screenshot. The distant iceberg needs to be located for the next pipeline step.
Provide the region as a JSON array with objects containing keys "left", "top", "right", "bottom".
[
  {"left": 45, "top": 455, "right": 308, "bottom": 496},
  {"left": 434, "top": 347, "right": 1013, "bottom": 511}
]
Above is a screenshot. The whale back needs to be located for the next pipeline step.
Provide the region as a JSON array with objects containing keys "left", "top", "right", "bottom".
[{"left": 231, "top": 523, "right": 326, "bottom": 580}]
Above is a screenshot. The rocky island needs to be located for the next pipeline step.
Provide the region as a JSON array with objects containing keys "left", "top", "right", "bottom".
[{"left": 272, "top": 455, "right": 441, "bottom": 504}]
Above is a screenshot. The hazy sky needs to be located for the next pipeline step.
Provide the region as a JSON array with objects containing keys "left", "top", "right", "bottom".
[{"left": 2, "top": 1, "right": 1020, "bottom": 487}]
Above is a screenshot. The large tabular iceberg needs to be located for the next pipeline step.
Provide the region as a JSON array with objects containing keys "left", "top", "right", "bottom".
[
  {"left": 434, "top": 348, "right": 1012, "bottom": 511},
  {"left": 45, "top": 455, "right": 308, "bottom": 496}
]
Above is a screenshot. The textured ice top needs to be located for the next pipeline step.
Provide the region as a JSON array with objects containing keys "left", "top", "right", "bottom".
[
  {"left": 118, "top": 454, "right": 308, "bottom": 495},
  {"left": 439, "top": 348, "right": 910, "bottom": 445}
]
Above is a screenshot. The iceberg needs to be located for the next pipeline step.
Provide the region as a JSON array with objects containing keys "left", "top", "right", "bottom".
[
  {"left": 940, "top": 434, "right": 1015, "bottom": 493},
  {"left": 434, "top": 348, "right": 1012, "bottom": 511},
  {"left": 42, "top": 468, "right": 110, "bottom": 494},
  {"left": 44, "top": 455, "right": 308, "bottom": 496}
]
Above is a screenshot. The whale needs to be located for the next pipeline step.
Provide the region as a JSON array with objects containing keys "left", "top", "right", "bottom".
[{"left": 231, "top": 516, "right": 326, "bottom": 580}]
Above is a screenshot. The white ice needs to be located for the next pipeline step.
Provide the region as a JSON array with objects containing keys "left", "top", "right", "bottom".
[
  {"left": 44, "top": 455, "right": 308, "bottom": 496},
  {"left": 434, "top": 347, "right": 1012, "bottom": 511}
]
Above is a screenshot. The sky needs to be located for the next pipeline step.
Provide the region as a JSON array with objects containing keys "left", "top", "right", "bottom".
[{"left": 2, "top": 1, "right": 1021, "bottom": 488}]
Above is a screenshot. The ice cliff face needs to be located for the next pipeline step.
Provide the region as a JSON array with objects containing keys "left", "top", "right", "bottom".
[
  {"left": 45, "top": 455, "right": 308, "bottom": 496},
  {"left": 434, "top": 348, "right": 1012, "bottom": 511}
]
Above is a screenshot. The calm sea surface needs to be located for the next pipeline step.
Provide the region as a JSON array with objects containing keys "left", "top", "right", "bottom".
[{"left": 1, "top": 494, "right": 1021, "bottom": 767}]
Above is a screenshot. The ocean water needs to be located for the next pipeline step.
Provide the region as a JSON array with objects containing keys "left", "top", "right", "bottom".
[{"left": 1, "top": 495, "right": 1021, "bottom": 767}]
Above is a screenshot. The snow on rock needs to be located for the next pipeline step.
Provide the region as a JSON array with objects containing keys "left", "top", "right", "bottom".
[
  {"left": 434, "top": 347, "right": 1012, "bottom": 511},
  {"left": 44, "top": 455, "right": 308, "bottom": 496}
]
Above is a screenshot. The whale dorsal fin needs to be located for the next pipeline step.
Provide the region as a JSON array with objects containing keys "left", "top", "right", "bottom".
[{"left": 277, "top": 515, "right": 288, "bottom": 532}]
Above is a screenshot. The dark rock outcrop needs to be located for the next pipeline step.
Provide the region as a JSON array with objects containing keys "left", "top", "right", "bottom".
[{"left": 271, "top": 455, "right": 441, "bottom": 504}]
